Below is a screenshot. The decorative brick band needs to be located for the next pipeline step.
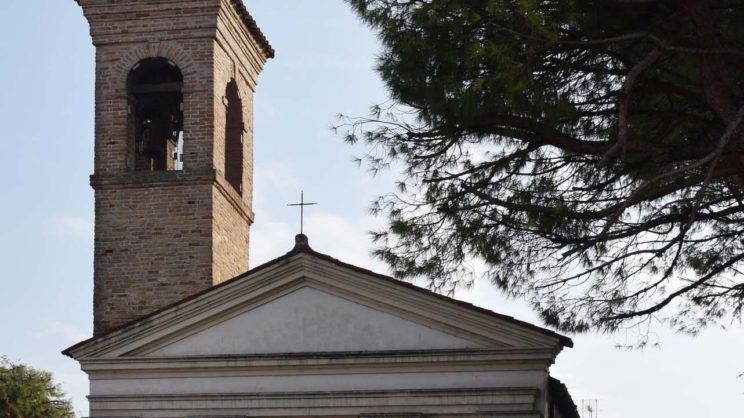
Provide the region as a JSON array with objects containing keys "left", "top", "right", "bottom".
[
  {"left": 90, "top": 169, "right": 254, "bottom": 223},
  {"left": 113, "top": 41, "right": 197, "bottom": 89}
]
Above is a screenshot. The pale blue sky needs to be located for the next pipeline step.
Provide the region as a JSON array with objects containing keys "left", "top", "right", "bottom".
[{"left": 0, "top": 1, "right": 742, "bottom": 417}]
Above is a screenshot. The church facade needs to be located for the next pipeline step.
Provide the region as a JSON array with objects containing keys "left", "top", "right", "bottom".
[{"left": 65, "top": 1, "right": 579, "bottom": 417}]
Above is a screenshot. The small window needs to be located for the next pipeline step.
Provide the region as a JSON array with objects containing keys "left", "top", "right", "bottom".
[
  {"left": 128, "top": 58, "right": 184, "bottom": 171},
  {"left": 224, "top": 79, "right": 244, "bottom": 194}
]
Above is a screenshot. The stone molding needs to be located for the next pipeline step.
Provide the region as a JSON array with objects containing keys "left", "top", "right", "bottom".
[
  {"left": 88, "top": 387, "right": 540, "bottom": 418},
  {"left": 79, "top": 349, "right": 556, "bottom": 380}
]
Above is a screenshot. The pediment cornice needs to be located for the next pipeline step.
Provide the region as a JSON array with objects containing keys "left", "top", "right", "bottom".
[{"left": 65, "top": 249, "right": 570, "bottom": 360}]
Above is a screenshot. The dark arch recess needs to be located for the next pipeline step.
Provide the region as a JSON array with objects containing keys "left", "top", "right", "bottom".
[
  {"left": 127, "top": 58, "right": 184, "bottom": 172},
  {"left": 224, "top": 79, "right": 244, "bottom": 194}
]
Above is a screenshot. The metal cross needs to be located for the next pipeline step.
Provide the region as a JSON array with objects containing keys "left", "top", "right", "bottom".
[{"left": 287, "top": 191, "right": 317, "bottom": 235}]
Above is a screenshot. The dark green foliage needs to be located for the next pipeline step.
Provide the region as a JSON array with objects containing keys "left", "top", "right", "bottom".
[
  {"left": 0, "top": 357, "right": 74, "bottom": 418},
  {"left": 342, "top": 0, "right": 744, "bottom": 336}
]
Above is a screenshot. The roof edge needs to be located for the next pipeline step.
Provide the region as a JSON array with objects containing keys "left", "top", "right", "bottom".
[
  {"left": 294, "top": 245, "right": 574, "bottom": 349},
  {"left": 73, "top": 0, "right": 275, "bottom": 59},
  {"left": 63, "top": 237, "right": 572, "bottom": 358},
  {"left": 228, "top": 0, "right": 275, "bottom": 59},
  {"left": 62, "top": 247, "right": 297, "bottom": 358}
]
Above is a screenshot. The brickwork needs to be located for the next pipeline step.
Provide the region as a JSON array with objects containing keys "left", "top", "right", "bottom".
[
  {"left": 214, "top": 1, "right": 260, "bottom": 210},
  {"left": 77, "top": 0, "right": 271, "bottom": 335},
  {"left": 212, "top": 180, "right": 251, "bottom": 284}
]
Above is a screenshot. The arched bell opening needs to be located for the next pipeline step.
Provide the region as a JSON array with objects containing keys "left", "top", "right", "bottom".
[
  {"left": 127, "top": 58, "right": 184, "bottom": 172},
  {"left": 224, "top": 79, "right": 244, "bottom": 194}
]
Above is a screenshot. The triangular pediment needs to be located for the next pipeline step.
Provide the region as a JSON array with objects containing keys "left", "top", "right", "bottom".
[
  {"left": 148, "top": 286, "right": 484, "bottom": 356},
  {"left": 64, "top": 246, "right": 570, "bottom": 359}
]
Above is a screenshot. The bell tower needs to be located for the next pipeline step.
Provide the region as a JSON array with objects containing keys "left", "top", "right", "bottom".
[{"left": 76, "top": 0, "right": 274, "bottom": 335}]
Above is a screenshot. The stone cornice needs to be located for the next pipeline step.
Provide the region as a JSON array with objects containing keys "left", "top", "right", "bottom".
[
  {"left": 79, "top": 348, "right": 556, "bottom": 379},
  {"left": 75, "top": 0, "right": 274, "bottom": 59},
  {"left": 88, "top": 388, "right": 540, "bottom": 417},
  {"left": 66, "top": 253, "right": 567, "bottom": 360}
]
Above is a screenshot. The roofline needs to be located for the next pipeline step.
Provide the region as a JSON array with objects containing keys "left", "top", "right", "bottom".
[
  {"left": 295, "top": 245, "right": 574, "bottom": 348},
  {"left": 63, "top": 245, "right": 297, "bottom": 357},
  {"left": 227, "top": 0, "right": 275, "bottom": 59},
  {"left": 74, "top": 0, "right": 275, "bottom": 59},
  {"left": 63, "top": 238, "right": 572, "bottom": 358}
]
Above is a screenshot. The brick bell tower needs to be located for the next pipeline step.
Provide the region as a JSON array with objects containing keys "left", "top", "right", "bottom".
[{"left": 76, "top": 0, "right": 274, "bottom": 335}]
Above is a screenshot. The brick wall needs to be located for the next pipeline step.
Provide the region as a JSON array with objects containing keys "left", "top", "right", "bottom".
[{"left": 78, "top": 0, "right": 271, "bottom": 335}]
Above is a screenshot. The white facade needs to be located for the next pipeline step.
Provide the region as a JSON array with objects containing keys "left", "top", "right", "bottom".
[{"left": 65, "top": 241, "right": 573, "bottom": 418}]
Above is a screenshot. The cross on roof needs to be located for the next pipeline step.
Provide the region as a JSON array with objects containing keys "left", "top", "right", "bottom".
[{"left": 287, "top": 191, "right": 317, "bottom": 235}]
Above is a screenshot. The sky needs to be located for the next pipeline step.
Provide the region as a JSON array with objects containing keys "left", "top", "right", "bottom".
[{"left": 0, "top": 1, "right": 742, "bottom": 417}]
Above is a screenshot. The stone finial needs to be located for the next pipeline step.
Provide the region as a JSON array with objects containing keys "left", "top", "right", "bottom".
[{"left": 294, "top": 234, "right": 310, "bottom": 250}]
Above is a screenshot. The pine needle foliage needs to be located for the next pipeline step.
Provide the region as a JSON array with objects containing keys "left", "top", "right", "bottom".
[{"left": 342, "top": 0, "right": 744, "bottom": 336}]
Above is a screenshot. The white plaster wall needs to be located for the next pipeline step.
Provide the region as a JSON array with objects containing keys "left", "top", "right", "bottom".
[{"left": 149, "top": 287, "right": 484, "bottom": 356}]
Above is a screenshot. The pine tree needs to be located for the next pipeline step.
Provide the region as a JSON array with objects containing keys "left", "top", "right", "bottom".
[{"left": 342, "top": 0, "right": 744, "bottom": 336}]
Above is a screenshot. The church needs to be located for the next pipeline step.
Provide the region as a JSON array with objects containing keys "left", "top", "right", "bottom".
[{"left": 63, "top": 1, "right": 580, "bottom": 417}]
